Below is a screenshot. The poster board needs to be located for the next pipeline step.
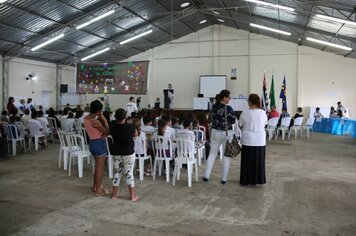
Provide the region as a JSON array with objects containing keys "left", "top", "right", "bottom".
[
  {"left": 61, "top": 93, "right": 80, "bottom": 106},
  {"left": 76, "top": 61, "right": 149, "bottom": 95},
  {"left": 199, "top": 75, "right": 227, "bottom": 98}
]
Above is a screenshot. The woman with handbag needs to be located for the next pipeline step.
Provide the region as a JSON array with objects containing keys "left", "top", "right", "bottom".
[
  {"left": 239, "top": 94, "right": 268, "bottom": 186},
  {"left": 203, "top": 90, "right": 236, "bottom": 184}
]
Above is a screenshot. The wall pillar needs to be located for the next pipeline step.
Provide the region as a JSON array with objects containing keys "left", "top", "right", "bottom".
[
  {"left": 2, "top": 56, "right": 9, "bottom": 110},
  {"left": 56, "top": 64, "right": 62, "bottom": 110}
]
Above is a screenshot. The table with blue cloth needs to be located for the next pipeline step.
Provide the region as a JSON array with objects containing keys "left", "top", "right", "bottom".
[{"left": 313, "top": 118, "right": 356, "bottom": 139}]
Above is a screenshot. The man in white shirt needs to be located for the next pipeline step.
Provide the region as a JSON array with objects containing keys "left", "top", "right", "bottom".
[
  {"left": 337, "top": 101, "right": 347, "bottom": 117},
  {"left": 125, "top": 97, "right": 138, "bottom": 118},
  {"left": 313, "top": 107, "right": 323, "bottom": 119},
  {"left": 162, "top": 115, "right": 175, "bottom": 139},
  {"left": 141, "top": 116, "right": 156, "bottom": 135},
  {"left": 176, "top": 119, "right": 195, "bottom": 152},
  {"left": 28, "top": 111, "right": 44, "bottom": 136},
  {"left": 37, "top": 110, "right": 50, "bottom": 136}
]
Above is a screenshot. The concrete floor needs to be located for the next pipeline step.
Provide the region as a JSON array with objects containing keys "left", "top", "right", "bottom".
[{"left": 0, "top": 133, "right": 356, "bottom": 236}]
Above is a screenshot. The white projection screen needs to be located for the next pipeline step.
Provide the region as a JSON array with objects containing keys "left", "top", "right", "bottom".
[{"left": 199, "top": 75, "right": 227, "bottom": 98}]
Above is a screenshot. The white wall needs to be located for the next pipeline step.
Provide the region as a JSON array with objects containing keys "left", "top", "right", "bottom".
[{"left": 4, "top": 25, "right": 356, "bottom": 118}]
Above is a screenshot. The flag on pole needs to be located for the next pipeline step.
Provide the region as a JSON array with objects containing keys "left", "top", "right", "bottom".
[
  {"left": 269, "top": 75, "right": 276, "bottom": 110},
  {"left": 279, "top": 76, "right": 287, "bottom": 110},
  {"left": 262, "top": 73, "right": 269, "bottom": 111}
]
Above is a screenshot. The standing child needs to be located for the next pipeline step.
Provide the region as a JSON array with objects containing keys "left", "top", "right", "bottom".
[
  {"left": 83, "top": 100, "right": 110, "bottom": 196},
  {"left": 109, "top": 109, "right": 139, "bottom": 202}
]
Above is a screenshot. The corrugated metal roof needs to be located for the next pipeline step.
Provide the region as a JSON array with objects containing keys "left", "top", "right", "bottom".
[{"left": 0, "top": 0, "right": 354, "bottom": 64}]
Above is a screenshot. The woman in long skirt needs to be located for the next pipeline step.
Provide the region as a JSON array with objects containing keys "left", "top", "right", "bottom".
[{"left": 238, "top": 94, "right": 267, "bottom": 185}]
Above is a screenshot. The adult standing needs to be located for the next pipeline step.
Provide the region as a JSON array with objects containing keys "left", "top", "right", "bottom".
[
  {"left": 109, "top": 108, "right": 139, "bottom": 201},
  {"left": 7, "top": 97, "right": 17, "bottom": 116},
  {"left": 83, "top": 100, "right": 110, "bottom": 196},
  {"left": 337, "top": 101, "right": 346, "bottom": 117},
  {"left": 125, "top": 97, "right": 138, "bottom": 118},
  {"left": 239, "top": 94, "right": 268, "bottom": 186},
  {"left": 25, "top": 98, "right": 34, "bottom": 111},
  {"left": 203, "top": 90, "right": 235, "bottom": 184}
]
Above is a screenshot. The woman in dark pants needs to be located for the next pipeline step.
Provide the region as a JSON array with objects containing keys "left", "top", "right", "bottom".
[{"left": 239, "top": 94, "right": 268, "bottom": 186}]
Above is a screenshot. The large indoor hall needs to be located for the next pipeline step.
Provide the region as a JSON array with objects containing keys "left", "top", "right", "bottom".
[{"left": 0, "top": 0, "right": 356, "bottom": 235}]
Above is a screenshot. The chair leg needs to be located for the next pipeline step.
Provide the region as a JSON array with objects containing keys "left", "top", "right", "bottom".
[
  {"left": 12, "top": 140, "right": 16, "bottom": 156},
  {"left": 58, "top": 147, "right": 63, "bottom": 168},
  {"left": 153, "top": 160, "right": 157, "bottom": 181},
  {"left": 108, "top": 155, "right": 113, "bottom": 179},
  {"left": 187, "top": 162, "right": 192, "bottom": 187},
  {"left": 195, "top": 161, "right": 198, "bottom": 182},
  {"left": 35, "top": 137, "right": 39, "bottom": 151},
  {"left": 165, "top": 160, "right": 170, "bottom": 183},
  {"left": 63, "top": 150, "right": 69, "bottom": 170},
  {"left": 68, "top": 156, "right": 72, "bottom": 176},
  {"left": 78, "top": 156, "right": 83, "bottom": 178},
  {"left": 139, "top": 158, "right": 144, "bottom": 181},
  {"left": 172, "top": 160, "right": 177, "bottom": 186}
]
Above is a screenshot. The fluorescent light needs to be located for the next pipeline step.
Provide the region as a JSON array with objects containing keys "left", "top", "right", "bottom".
[
  {"left": 250, "top": 23, "right": 291, "bottom": 36},
  {"left": 199, "top": 20, "right": 207, "bottom": 24},
  {"left": 306, "top": 37, "right": 352, "bottom": 51},
  {"left": 217, "top": 19, "right": 225, "bottom": 23},
  {"left": 245, "top": 0, "right": 295, "bottom": 12},
  {"left": 212, "top": 11, "right": 220, "bottom": 15},
  {"left": 180, "top": 2, "right": 190, "bottom": 8},
  {"left": 120, "top": 30, "right": 153, "bottom": 45},
  {"left": 81, "top": 47, "right": 110, "bottom": 61},
  {"left": 76, "top": 10, "right": 115, "bottom": 30},
  {"left": 315, "top": 14, "right": 356, "bottom": 27},
  {"left": 31, "top": 34, "right": 65, "bottom": 51},
  {"left": 0, "top": 0, "right": 8, "bottom": 3}
]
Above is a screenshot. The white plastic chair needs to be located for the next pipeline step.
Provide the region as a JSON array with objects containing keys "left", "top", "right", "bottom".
[
  {"left": 266, "top": 117, "right": 279, "bottom": 141},
  {"left": 62, "top": 119, "right": 75, "bottom": 132},
  {"left": 289, "top": 117, "right": 304, "bottom": 139},
  {"left": 134, "top": 136, "right": 153, "bottom": 181},
  {"left": 302, "top": 117, "right": 315, "bottom": 138},
  {"left": 105, "top": 135, "right": 114, "bottom": 179},
  {"left": 74, "top": 118, "right": 83, "bottom": 130},
  {"left": 27, "top": 122, "right": 47, "bottom": 151},
  {"left": 172, "top": 138, "right": 198, "bottom": 187},
  {"left": 66, "top": 134, "right": 94, "bottom": 178},
  {"left": 47, "top": 117, "right": 59, "bottom": 142},
  {"left": 277, "top": 117, "right": 291, "bottom": 140},
  {"left": 58, "top": 130, "right": 70, "bottom": 170},
  {"left": 4, "top": 124, "right": 26, "bottom": 156},
  {"left": 152, "top": 136, "right": 174, "bottom": 183},
  {"left": 193, "top": 129, "right": 206, "bottom": 165}
]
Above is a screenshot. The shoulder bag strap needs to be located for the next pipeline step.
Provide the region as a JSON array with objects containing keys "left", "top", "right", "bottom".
[{"left": 225, "top": 105, "right": 228, "bottom": 136}]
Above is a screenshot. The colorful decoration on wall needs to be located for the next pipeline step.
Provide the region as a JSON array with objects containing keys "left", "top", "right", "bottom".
[{"left": 76, "top": 61, "right": 149, "bottom": 94}]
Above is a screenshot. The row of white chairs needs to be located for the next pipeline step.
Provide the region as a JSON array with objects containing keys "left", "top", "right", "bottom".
[{"left": 266, "top": 117, "right": 315, "bottom": 141}]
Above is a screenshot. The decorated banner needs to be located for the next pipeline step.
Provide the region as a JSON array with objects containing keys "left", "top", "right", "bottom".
[{"left": 76, "top": 61, "right": 149, "bottom": 94}]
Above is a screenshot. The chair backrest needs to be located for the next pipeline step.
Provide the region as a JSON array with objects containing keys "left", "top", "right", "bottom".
[
  {"left": 58, "top": 130, "right": 69, "bottom": 147},
  {"left": 281, "top": 117, "right": 292, "bottom": 127},
  {"left": 306, "top": 117, "right": 315, "bottom": 126},
  {"left": 174, "top": 138, "right": 195, "bottom": 159},
  {"left": 176, "top": 131, "right": 195, "bottom": 142},
  {"left": 62, "top": 119, "right": 75, "bottom": 132},
  {"left": 198, "top": 125, "right": 206, "bottom": 133},
  {"left": 152, "top": 136, "right": 173, "bottom": 159},
  {"left": 74, "top": 118, "right": 83, "bottom": 130},
  {"left": 4, "top": 124, "right": 20, "bottom": 140},
  {"left": 193, "top": 129, "right": 205, "bottom": 142},
  {"left": 47, "top": 117, "right": 57, "bottom": 129},
  {"left": 293, "top": 117, "right": 304, "bottom": 126},
  {"left": 134, "top": 136, "right": 147, "bottom": 156},
  {"left": 76, "top": 127, "right": 89, "bottom": 145},
  {"left": 66, "top": 134, "right": 85, "bottom": 151},
  {"left": 267, "top": 117, "right": 279, "bottom": 128},
  {"left": 105, "top": 135, "right": 113, "bottom": 156}
]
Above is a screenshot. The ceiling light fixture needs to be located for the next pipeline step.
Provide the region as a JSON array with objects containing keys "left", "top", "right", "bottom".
[
  {"left": 120, "top": 30, "right": 153, "bottom": 45},
  {"left": 315, "top": 14, "right": 356, "bottom": 27},
  {"left": 306, "top": 37, "right": 352, "bottom": 51},
  {"left": 26, "top": 74, "right": 33, "bottom": 80},
  {"left": 250, "top": 23, "right": 291, "bottom": 36},
  {"left": 31, "top": 34, "right": 65, "bottom": 51},
  {"left": 245, "top": 0, "right": 295, "bottom": 12},
  {"left": 76, "top": 10, "right": 115, "bottom": 30},
  {"left": 199, "top": 20, "right": 207, "bottom": 24},
  {"left": 212, "top": 11, "right": 220, "bottom": 15},
  {"left": 180, "top": 2, "right": 190, "bottom": 8},
  {"left": 217, "top": 19, "right": 225, "bottom": 23},
  {"left": 81, "top": 47, "right": 111, "bottom": 61}
]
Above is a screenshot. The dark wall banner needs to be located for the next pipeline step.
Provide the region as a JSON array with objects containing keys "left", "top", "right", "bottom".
[{"left": 76, "top": 61, "right": 149, "bottom": 94}]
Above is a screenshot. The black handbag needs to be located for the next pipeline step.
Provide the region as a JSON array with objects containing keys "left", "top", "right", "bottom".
[{"left": 223, "top": 106, "right": 241, "bottom": 158}]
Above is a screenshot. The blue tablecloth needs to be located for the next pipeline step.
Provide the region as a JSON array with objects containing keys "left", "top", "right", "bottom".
[{"left": 313, "top": 118, "right": 356, "bottom": 139}]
